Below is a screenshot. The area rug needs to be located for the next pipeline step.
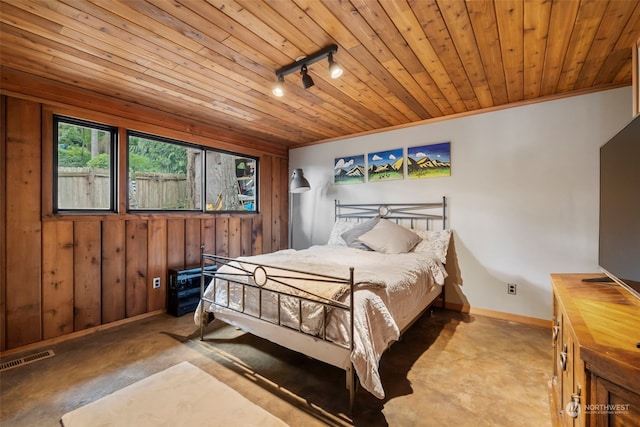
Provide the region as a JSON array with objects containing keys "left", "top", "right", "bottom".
[{"left": 61, "top": 361, "right": 289, "bottom": 427}]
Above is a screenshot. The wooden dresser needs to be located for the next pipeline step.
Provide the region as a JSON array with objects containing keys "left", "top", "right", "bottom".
[{"left": 550, "top": 274, "right": 640, "bottom": 426}]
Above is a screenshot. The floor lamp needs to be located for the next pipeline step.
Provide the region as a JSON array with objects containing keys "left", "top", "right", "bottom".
[{"left": 289, "top": 168, "right": 310, "bottom": 248}]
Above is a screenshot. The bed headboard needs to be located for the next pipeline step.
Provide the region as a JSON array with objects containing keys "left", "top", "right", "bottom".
[{"left": 335, "top": 196, "right": 447, "bottom": 230}]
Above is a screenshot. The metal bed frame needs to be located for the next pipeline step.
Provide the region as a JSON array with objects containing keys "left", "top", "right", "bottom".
[{"left": 198, "top": 197, "right": 447, "bottom": 409}]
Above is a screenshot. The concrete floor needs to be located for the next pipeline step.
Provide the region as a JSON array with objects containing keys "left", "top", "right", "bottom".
[{"left": 0, "top": 309, "right": 551, "bottom": 427}]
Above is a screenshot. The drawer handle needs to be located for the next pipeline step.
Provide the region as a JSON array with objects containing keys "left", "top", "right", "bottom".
[
  {"left": 566, "top": 385, "right": 582, "bottom": 419},
  {"left": 572, "top": 386, "right": 581, "bottom": 404},
  {"left": 552, "top": 323, "right": 559, "bottom": 341},
  {"left": 559, "top": 344, "right": 568, "bottom": 371}
]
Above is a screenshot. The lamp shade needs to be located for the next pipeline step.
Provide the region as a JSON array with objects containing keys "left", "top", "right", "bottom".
[{"left": 290, "top": 168, "right": 310, "bottom": 193}]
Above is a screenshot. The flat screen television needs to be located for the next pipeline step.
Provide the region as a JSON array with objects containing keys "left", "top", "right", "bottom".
[{"left": 597, "top": 113, "right": 640, "bottom": 299}]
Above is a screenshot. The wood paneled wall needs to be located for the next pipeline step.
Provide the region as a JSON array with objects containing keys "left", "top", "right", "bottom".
[{"left": 1, "top": 86, "right": 289, "bottom": 352}]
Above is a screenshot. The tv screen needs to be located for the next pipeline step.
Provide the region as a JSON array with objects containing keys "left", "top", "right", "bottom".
[{"left": 599, "top": 113, "right": 640, "bottom": 298}]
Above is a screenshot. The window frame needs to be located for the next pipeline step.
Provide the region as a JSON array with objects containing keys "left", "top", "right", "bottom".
[{"left": 53, "top": 115, "right": 118, "bottom": 213}]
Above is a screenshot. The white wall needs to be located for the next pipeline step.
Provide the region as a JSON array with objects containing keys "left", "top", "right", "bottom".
[{"left": 289, "top": 87, "right": 632, "bottom": 320}]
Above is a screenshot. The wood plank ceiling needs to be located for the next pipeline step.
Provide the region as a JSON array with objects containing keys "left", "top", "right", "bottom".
[{"left": 1, "top": 0, "right": 640, "bottom": 148}]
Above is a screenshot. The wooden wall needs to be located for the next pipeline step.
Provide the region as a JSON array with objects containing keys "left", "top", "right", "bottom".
[{"left": 1, "top": 74, "right": 289, "bottom": 352}]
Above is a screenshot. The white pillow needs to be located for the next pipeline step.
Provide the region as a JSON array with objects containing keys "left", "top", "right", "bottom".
[
  {"left": 412, "top": 229, "right": 451, "bottom": 263},
  {"left": 327, "top": 219, "right": 356, "bottom": 246},
  {"left": 357, "top": 219, "right": 421, "bottom": 254}
]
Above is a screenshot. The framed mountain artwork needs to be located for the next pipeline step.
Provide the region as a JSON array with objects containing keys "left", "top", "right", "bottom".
[
  {"left": 367, "top": 148, "right": 403, "bottom": 182},
  {"left": 407, "top": 142, "right": 451, "bottom": 179},
  {"left": 334, "top": 154, "right": 365, "bottom": 185}
]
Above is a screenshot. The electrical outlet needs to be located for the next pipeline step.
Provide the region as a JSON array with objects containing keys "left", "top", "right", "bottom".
[
  {"left": 153, "top": 277, "right": 161, "bottom": 289},
  {"left": 507, "top": 283, "right": 517, "bottom": 295}
]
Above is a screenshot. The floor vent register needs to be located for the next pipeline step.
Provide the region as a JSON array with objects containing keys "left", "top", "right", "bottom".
[{"left": 0, "top": 349, "right": 55, "bottom": 372}]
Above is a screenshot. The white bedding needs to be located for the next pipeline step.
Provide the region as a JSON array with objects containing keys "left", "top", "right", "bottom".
[{"left": 195, "top": 245, "right": 447, "bottom": 399}]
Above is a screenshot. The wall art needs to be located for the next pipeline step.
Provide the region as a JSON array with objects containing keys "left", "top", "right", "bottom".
[
  {"left": 407, "top": 142, "right": 451, "bottom": 179},
  {"left": 367, "top": 148, "right": 403, "bottom": 182},
  {"left": 334, "top": 154, "right": 365, "bottom": 185}
]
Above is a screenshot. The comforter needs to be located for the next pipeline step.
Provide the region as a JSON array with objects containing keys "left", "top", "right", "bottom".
[{"left": 195, "top": 245, "right": 447, "bottom": 399}]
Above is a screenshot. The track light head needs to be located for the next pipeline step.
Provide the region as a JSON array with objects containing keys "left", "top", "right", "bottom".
[
  {"left": 300, "top": 65, "right": 314, "bottom": 89},
  {"left": 272, "top": 75, "right": 284, "bottom": 97},
  {"left": 328, "top": 53, "right": 343, "bottom": 79}
]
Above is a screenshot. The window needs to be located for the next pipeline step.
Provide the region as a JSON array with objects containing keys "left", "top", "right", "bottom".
[
  {"left": 205, "top": 153, "right": 257, "bottom": 212},
  {"left": 128, "top": 131, "right": 257, "bottom": 212},
  {"left": 54, "top": 116, "right": 117, "bottom": 212},
  {"left": 127, "top": 132, "right": 201, "bottom": 211}
]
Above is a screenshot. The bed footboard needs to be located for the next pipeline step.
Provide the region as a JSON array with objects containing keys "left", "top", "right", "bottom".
[{"left": 198, "top": 246, "right": 358, "bottom": 407}]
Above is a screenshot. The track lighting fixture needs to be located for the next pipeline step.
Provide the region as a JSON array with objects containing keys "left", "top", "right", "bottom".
[{"left": 272, "top": 44, "right": 343, "bottom": 97}]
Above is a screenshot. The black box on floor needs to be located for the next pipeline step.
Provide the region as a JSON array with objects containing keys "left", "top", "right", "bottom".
[{"left": 167, "top": 265, "right": 217, "bottom": 317}]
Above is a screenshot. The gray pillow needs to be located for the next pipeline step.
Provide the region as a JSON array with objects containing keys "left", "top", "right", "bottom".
[
  {"left": 357, "top": 219, "right": 421, "bottom": 254},
  {"left": 341, "top": 216, "right": 380, "bottom": 250}
]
